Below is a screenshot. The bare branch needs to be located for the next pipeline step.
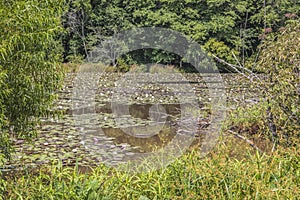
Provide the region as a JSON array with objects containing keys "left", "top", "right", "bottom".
[{"left": 211, "top": 54, "right": 263, "bottom": 85}]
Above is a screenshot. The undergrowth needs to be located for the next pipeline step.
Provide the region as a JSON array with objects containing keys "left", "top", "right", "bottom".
[{"left": 1, "top": 139, "right": 299, "bottom": 200}]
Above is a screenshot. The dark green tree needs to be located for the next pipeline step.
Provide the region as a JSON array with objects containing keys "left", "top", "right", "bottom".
[{"left": 61, "top": 0, "right": 300, "bottom": 72}]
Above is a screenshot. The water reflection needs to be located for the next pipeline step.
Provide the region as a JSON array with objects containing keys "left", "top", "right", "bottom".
[
  {"left": 102, "top": 123, "right": 177, "bottom": 152},
  {"left": 79, "top": 102, "right": 203, "bottom": 153},
  {"left": 70, "top": 101, "right": 190, "bottom": 119}
]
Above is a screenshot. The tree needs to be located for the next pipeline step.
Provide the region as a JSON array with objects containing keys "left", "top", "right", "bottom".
[
  {"left": 63, "top": 0, "right": 94, "bottom": 62},
  {"left": 0, "top": 0, "right": 64, "bottom": 158}
]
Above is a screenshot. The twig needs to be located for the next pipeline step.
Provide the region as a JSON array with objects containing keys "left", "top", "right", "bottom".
[
  {"left": 266, "top": 106, "right": 278, "bottom": 152},
  {"left": 228, "top": 130, "right": 263, "bottom": 153}
]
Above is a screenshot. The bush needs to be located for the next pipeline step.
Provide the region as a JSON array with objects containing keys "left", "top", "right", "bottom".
[{"left": 257, "top": 19, "right": 300, "bottom": 146}]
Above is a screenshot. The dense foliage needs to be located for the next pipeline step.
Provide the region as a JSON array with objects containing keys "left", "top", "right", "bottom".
[
  {"left": 62, "top": 0, "right": 300, "bottom": 71},
  {"left": 0, "top": 0, "right": 64, "bottom": 158}
]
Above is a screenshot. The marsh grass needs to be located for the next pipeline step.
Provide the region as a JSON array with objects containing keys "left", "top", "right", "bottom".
[
  {"left": 1, "top": 137, "right": 299, "bottom": 200},
  {"left": 62, "top": 63, "right": 118, "bottom": 73}
]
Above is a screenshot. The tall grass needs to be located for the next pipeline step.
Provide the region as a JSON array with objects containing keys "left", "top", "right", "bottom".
[{"left": 1, "top": 138, "right": 299, "bottom": 200}]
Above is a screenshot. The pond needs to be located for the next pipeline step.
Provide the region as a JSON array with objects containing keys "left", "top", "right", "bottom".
[{"left": 2, "top": 72, "right": 260, "bottom": 172}]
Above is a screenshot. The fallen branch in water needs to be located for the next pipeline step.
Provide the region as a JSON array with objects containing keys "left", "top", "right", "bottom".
[{"left": 211, "top": 54, "right": 263, "bottom": 85}]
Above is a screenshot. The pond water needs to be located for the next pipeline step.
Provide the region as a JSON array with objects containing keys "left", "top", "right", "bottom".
[{"left": 2, "top": 73, "right": 260, "bottom": 172}]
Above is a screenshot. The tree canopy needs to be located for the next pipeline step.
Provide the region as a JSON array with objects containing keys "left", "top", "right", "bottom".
[{"left": 62, "top": 0, "right": 299, "bottom": 72}]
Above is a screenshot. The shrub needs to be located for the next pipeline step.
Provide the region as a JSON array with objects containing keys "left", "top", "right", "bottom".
[{"left": 257, "top": 19, "right": 300, "bottom": 146}]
